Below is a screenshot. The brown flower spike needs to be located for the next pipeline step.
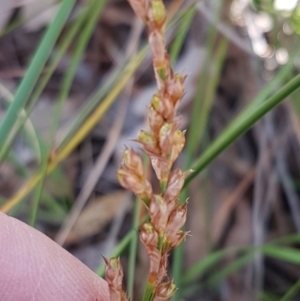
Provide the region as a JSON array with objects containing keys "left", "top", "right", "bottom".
[{"left": 105, "top": 1, "right": 190, "bottom": 300}]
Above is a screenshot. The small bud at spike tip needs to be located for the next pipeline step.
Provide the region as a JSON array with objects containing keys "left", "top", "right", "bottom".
[
  {"left": 149, "top": 0, "right": 166, "bottom": 28},
  {"left": 123, "top": 148, "right": 144, "bottom": 178}
]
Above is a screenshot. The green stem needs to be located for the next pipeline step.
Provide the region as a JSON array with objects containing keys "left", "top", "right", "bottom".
[
  {"left": 141, "top": 281, "right": 156, "bottom": 301},
  {"left": 170, "top": 7, "right": 196, "bottom": 64},
  {"left": 127, "top": 199, "right": 141, "bottom": 300}
]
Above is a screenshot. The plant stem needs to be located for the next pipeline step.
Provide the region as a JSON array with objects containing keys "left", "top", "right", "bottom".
[
  {"left": 141, "top": 281, "right": 155, "bottom": 301},
  {"left": 127, "top": 199, "right": 141, "bottom": 300}
]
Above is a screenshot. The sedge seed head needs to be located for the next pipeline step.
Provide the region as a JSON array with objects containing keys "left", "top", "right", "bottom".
[{"left": 140, "top": 222, "right": 159, "bottom": 249}]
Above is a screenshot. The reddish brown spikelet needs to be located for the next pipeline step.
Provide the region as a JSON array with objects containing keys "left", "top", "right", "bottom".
[
  {"left": 148, "top": 106, "right": 165, "bottom": 135},
  {"left": 149, "top": 194, "right": 170, "bottom": 234},
  {"left": 164, "top": 169, "right": 192, "bottom": 203},
  {"left": 123, "top": 148, "right": 144, "bottom": 178},
  {"left": 117, "top": 168, "right": 145, "bottom": 195},
  {"left": 166, "top": 73, "right": 185, "bottom": 104},
  {"left": 138, "top": 130, "right": 160, "bottom": 156},
  {"left": 165, "top": 202, "right": 188, "bottom": 240},
  {"left": 104, "top": 257, "right": 129, "bottom": 301},
  {"left": 151, "top": 157, "right": 169, "bottom": 183},
  {"left": 167, "top": 230, "right": 187, "bottom": 249},
  {"left": 155, "top": 253, "right": 169, "bottom": 285},
  {"left": 140, "top": 222, "right": 159, "bottom": 249},
  {"left": 169, "top": 130, "right": 185, "bottom": 164},
  {"left": 154, "top": 281, "right": 177, "bottom": 301}
]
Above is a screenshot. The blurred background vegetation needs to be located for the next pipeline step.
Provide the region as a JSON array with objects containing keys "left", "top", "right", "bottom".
[{"left": 1, "top": 0, "right": 300, "bottom": 300}]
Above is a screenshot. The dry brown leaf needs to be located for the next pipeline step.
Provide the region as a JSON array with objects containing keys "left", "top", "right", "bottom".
[{"left": 65, "top": 190, "right": 128, "bottom": 245}]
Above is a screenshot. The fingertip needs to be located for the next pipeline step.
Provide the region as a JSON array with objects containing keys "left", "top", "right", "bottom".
[{"left": 0, "top": 212, "right": 109, "bottom": 301}]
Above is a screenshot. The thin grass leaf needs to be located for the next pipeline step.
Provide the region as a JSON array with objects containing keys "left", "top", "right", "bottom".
[
  {"left": 260, "top": 292, "right": 280, "bottom": 301},
  {"left": 29, "top": 141, "right": 48, "bottom": 226},
  {"left": 0, "top": 0, "right": 77, "bottom": 160},
  {"left": 0, "top": 49, "right": 146, "bottom": 213},
  {"left": 206, "top": 252, "right": 254, "bottom": 288},
  {"left": 185, "top": 72, "right": 300, "bottom": 186},
  {"left": 262, "top": 245, "right": 300, "bottom": 265},
  {"left": 0, "top": 82, "right": 41, "bottom": 162},
  {"left": 29, "top": 0, "right": 108, "bottom": 227},
  {"left": 0, "top": 7, "right": 90, "bottom": 161},
  {"left": 181, "top": 232, "right": 300, "bottom": 289},
  {"left": 279, "top": 279, "right": 300, "bottom": 301},
  {"left": 127, "top": 199, "right": 141, "bottom": 299},
  {"left": 169, "top": 7, "right": 196, "bottom": 64},
  {"left": 194, "top": 38, "right": 228, "bottom": 154},
  {"left": 182, "top": 247, "right": 238, "bottom": 284},
  {"left": 30, "top": 2, "right": 91, "bottom": 226}
]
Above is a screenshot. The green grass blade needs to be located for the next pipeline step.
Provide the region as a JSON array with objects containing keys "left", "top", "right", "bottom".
[
  {"left": 182, "top": 247, "right": 237, "bottom": 284},
  {"left": 0, "top": 0, "right": 77, "bottom": 160},
  {"left": 260, "top": 292, "right": 280, "bottom": 301},
  {"left": 29, "top": 142, "right": 48, "bottom": 226},
  {"left": 127, "top": 199, "right": 141, "bottom": 300},
  {"left": 29, "top": 0, "right": 108, "bottom": 227},
  {"left": 182, "top": 232, "right": 300, "bottom": 288},
  {"left": 206, "top": 252, "right": 254, "bottom": 288},
  {"left": 0, "top": 7, "right": 89, "bottom": 162},
  {"left": 0, "top": 82, "right": 42, "bottom": 162},
  {"left": 279, "top": 279, "right": 300, "bottom": 301},
  {"left": 185, "top": 72, "right": 300, "bottom": 186},
  {"left": 169, "top": 7, "right": 196, "bottom": 64},
  {"left": 54, "top": 0, "right": 107, "bottom": 115},
  {"left": 262, "top": 245, "right": 300, "bottom": 265}
]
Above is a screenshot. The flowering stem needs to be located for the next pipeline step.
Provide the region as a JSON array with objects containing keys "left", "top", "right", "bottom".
[{"left": 106, "top": 1, "right": 189, "bottom": 300}]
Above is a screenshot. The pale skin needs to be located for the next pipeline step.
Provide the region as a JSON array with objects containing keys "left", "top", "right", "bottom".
[{"left": 0, "top": 212, "right": 110, "bottom": 301}]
